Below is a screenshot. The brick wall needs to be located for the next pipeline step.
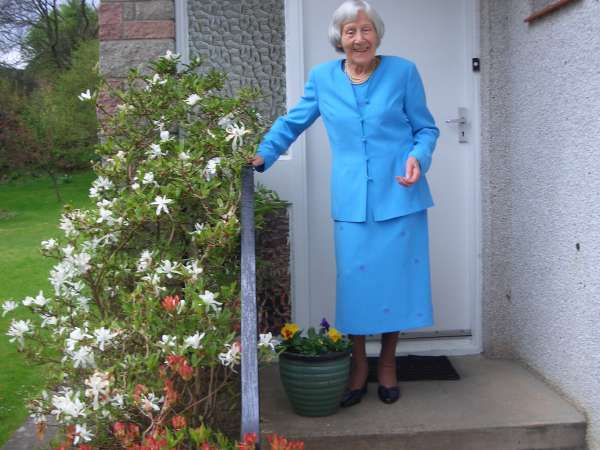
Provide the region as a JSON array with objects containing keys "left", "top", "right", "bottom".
[{"left": 98, "top": 0, "right": 175, "bottom": 115}]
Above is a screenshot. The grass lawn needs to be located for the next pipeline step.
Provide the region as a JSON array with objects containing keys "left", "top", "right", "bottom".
[{"left": 0, "top": 171, "right": 94, "bottom": 445}]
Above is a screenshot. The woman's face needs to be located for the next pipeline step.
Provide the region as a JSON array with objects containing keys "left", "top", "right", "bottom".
[{"left": 339, "top": 10, "right": 378, "bottom": 66}]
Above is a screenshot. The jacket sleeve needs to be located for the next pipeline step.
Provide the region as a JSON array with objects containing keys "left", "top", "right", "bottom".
[
  {"left": 405, "top": 63, "right": 439, "bottom": 174},
  {"left": 255, "top": 69, "right": 321, "bottom": 172}
]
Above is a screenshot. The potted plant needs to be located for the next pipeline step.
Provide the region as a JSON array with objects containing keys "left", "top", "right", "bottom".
[{"left": 276, "top": 318, "right": 352, "bottom": 417}]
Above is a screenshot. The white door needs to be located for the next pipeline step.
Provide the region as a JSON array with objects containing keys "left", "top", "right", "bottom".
[{"left": 257, "top": 0, "right": 481, "bottom": 355}]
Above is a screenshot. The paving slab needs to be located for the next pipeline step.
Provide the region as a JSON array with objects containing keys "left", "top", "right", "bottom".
[{"left": 260, "top": 354, "right": 587, "bottom": 450}]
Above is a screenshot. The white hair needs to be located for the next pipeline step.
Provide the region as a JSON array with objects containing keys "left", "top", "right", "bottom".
[{"left": 328, "top": 0, "right": 385, "bottom": 53}]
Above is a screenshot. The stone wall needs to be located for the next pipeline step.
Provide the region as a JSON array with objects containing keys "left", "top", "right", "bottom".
[
  {"left": 98, "top": 0, "right": 176, "bottom": 114},
  {"left": 187, "top": 0, "right": 286, "bottom": 120}
]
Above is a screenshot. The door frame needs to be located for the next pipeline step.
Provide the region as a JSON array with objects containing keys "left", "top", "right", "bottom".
[
  {"left": 175, "top": 0, "right": 484, "bottom": 356},
  {"left": 284, "top": 0, "right": 483, "bottom": 356}
]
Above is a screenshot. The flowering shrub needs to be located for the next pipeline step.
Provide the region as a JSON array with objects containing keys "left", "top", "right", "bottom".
[
  {"left": 277, "top": 319, "right": 351, "bottom": 356},
  {"left": 2, "top": 50, "right": 284, "bottom": 447}
]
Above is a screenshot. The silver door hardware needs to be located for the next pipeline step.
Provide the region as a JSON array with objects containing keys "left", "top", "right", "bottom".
[{"left": 445, "top": 107, "right": 468, "bottom": 143}]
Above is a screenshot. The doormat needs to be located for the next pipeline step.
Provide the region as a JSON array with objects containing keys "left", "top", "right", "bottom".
[{"left": 367, "top": 355, "right": 460, "bottom": 382}]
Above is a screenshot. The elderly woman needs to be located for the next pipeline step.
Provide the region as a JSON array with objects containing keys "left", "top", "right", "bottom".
[{"left": 251, "top": 0, "right": 439, "bottom": 406}]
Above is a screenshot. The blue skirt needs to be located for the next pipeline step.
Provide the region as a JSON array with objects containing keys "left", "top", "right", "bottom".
[{"left": 333, "top": 200, "right": 434, "bottom": 335}]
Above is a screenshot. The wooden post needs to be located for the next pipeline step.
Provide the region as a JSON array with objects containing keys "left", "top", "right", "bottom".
[{"left": 240, "top": 165, "right": 260, "bottom": 445}]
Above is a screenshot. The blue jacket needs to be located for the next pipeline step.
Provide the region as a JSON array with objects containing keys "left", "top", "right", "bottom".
[{"left": 256, "top": 55, "right": 439, "bottom": 222}]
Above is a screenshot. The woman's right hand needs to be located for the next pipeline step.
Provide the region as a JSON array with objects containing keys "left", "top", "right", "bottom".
[{"left": 249, "top": 155, "right": 264, "bottom": 167}]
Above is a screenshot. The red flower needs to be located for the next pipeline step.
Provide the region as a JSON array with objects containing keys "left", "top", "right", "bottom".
[
  {"left": 171, "top": 415, "right": 187, "bottom": 430},
  {"left": 178, "top": 360, "right": 194, "bottom": 380},
  {"left": 113, "top": 421, "right": 127, "bottom": 438},
  {"left": 133, "top": 384, "right": 148, "bottom": 402},
  {"left": 166, "top": 355, "right": 194, "bottom": 380},
  {"left": 163, "top": 379, "right": 178, "bottom": 406},
  {"left": 238, "top": 432, "right": 258, "bottom": 450},
  {"left": 267, "top": 433, "right": 305, "bottom": 450},
  {"left": 161, "top": 294, "right": 180, "bottom": 311}
]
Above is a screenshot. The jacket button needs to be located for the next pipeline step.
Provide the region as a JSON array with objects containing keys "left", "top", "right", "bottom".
[{"left": 361, "top": 137, "right": 367, "bottom": 143}]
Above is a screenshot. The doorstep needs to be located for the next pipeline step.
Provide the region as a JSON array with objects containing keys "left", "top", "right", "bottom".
[{"left": 259, "top": 354, "right": 587, "bottom": 450}]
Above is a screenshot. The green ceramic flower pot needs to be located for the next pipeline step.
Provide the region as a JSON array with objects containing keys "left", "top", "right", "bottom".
[{"left": 278, "top": 350, "right": 351, "bottom": 417}]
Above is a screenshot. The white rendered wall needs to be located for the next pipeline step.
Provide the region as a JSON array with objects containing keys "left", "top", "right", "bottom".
[{"left": 481, "top": 1, "right": 600, "bottom": 448}]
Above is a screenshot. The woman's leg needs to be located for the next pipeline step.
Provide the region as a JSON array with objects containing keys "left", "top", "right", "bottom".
[
  {"left": 348, "top": 334, "right": 368, "bottom": 389},
  {"left": 378, "top": 331, "right": 399, "bottom": 387}
]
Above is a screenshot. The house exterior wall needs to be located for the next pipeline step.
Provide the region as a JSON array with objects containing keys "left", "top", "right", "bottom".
[
  {"left": 480, "top": 1, "right": 600, "bottom": 448},
  {"left": 186, "top": 0, "right": 286, "bottom": 119}
]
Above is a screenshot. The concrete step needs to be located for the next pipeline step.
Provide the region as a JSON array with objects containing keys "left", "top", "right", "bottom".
[{"left": 260, "top": 355, "right": 587, "bottom": 450}]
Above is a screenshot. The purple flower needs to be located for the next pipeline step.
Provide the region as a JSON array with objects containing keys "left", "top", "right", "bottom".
[{"left": 320, "top": 318, "right": 330, "bottom": 331}]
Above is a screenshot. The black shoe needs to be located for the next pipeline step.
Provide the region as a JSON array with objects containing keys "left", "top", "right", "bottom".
[
  {"left": 340, "top": 382, "right": 368, "bottom": 408},
  {"left": 377, "top": 384, "right": 401, "bottom": 404}
]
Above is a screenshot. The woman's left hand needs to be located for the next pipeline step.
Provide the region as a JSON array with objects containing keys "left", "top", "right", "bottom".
[{"left": 395, "top": 156, "right": 421, "bottom": 187}]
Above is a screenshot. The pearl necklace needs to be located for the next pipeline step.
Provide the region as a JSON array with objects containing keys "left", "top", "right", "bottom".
[{"left": 344, "top": 57, "right": 379, "bottom": 84}]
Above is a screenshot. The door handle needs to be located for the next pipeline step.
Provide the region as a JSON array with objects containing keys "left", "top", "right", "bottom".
[{"left": 445, "top": 107, "right": 468, "bottom": 143}]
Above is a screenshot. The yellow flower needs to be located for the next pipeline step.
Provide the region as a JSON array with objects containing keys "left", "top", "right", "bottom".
[
  {"left": 281, "top": 323, "right": 300, "bottom": 340},
  {"left": 327, "top": 327, "right": 342, "bottom": 343}
]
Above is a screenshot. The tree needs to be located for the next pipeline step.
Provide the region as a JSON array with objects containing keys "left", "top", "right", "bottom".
[
  {"left": 17, "top": 39, "right": 100, "bottom": 200},
  {"left": 0, "top": 0, "right": 97, "bottom": 72}
]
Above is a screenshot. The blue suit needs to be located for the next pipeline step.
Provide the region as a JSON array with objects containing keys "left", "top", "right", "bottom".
[{"left": 256, "top": 55, "right": 439, "bottom": 222}]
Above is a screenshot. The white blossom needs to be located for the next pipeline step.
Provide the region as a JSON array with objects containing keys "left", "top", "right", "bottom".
[
  {"left": 49, "top": 261, "right": 76, "bottom": 295},
  {"left": 84, "top": 371, "right": 111, "bottom": 410},
  {"left": 199, "top": 290, "right": 222, "bottom": 313},
  {"left": 66, "top": 327, "right": 91, "bottom": 351},
  {"left": 218, "top": 113, "right": 234, "bottom": 129},
  {"left": 70, "top": 346, "right": 96, "bottom": 369},
  {"left": 110, "top": 393, "right": 125, "bottom": 409},
  {"left": 94, "top": 327, "right": 117, "bottom": 351},
  {"left": 40, "top": 314, "right": 58, "bottom": 328},
  {"left": 147, "top": 143, "right": 165, "bottom": 160},
  {"left": 92, "top": 176, "right": 113, "bottom": 193},
  {"left": 185, "top": 260, "right": 203, "bottom": 281},
  {"left": 153, "top": 116, "right": 165, "bottom": 131},
  {"left": 163, "top": 49, "right": 179, "bottom": 60},
  {"left": 160, "top": 335, "right": 177, "bottom": 349},
  {"left": 160, "top": 129, "right": 171, "bottom": 141},
  {"left": 69, "top": 253, "right": 92, "bottom": 274},
  {"left": 131, "top": 182, "right": 140, "bottom": 190},
  {"left": 59, "top": 215, "right": 78, "bottom": 238},
  {"left": 157, "top": 260, "right": 180, "bottom": 279},
  {"left": 183, "top": 332, "right": 205, "bottom": 350},
  {"left": 218, "top": 342, "right": 241, "bottom": 369},
  {"left": 225, "top": 122, "right": 251, "bottom": 150},
  {"left": 97, "top": 207, "right": 114, "bottom": 225},
  {"left": 150, "top": 73, "right": 167, "bottom": 86},
  {"left": 6, "top": 319, "right": 32, "bottom": 348},
  {"left": 73, "top": 424, "right": 94, "bottom": 445},
  {"left": 151, "top": 195, "right": 173, "bottom": 216},
  {"left": 41, "top": 239, "right": 58, "bottom": 251},
  {"left": 62, "top": 244, "right": 76, "bottom": 257},
  {"left": 2, "top": 300, "right": 18, "bottom": 317},
  {"left": 51, "top": 389, "right": 86, "bottom": 421},
  {"left": 137, "top": 250, "right": 153, "bottom": 272},
  {"left": 78, "top": 89, "right": 92, "bottom": 101},
  {"left": 204, "top": 157, "right": 221, "bottom": 180},
  {"left": 258, "top": 332, "right": 276, "bottom": 351},
  {"left": 142, "top": 172, "right": 157, "bottom": 186},
  {"left": 140, "top": 392, "right": 163, "bottom": 414},
  {"left": 178, "top": 151, "right": 190, "bottom": 161},
  {"left": 141, "top": 273, "right": 165, "bottom": 295},
  {"left": 185, "top": 93, "right": 201, "bottom": 106},
  {"left": 22, "top": 290, "right": 48, "bottom": 307}
]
